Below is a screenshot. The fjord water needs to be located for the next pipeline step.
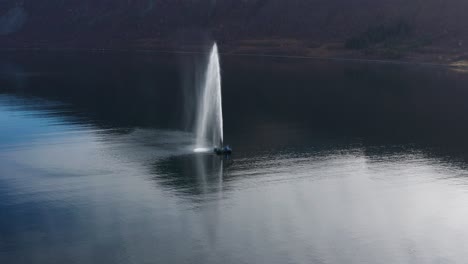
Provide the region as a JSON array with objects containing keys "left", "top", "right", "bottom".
[
  {"left": 2, "top": 53, "right": 468, "bottom": 264},
  {"left": 195, "top": 43, "right": 224, "bottom": 149}
]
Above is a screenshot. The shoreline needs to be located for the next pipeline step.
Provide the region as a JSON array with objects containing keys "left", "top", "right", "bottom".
[{"left": 1, "top": 45, "right": 466, "bottom": 70}]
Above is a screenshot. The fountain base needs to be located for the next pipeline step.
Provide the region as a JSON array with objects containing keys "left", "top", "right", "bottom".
[{"left": 214, "top": 146, "right": 232, "bottom": 155}]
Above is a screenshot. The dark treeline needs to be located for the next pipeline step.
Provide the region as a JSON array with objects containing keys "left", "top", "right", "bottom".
[{"left": 345, "top": 21, "right": 412, "bottom": 50}]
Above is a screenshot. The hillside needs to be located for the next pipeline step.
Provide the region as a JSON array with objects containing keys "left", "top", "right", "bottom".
[{"left": 2, "top": 0, "right": 468, "bottom": 63}]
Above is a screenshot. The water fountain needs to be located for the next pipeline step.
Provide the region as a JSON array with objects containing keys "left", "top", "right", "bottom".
[{"left": 194, "top": 43, "right": 230, "bottom": 154}]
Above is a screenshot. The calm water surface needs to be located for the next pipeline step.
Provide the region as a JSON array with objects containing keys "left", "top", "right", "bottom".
[{"left": 2, "top": 52, "right": 468, "bottom": 263}]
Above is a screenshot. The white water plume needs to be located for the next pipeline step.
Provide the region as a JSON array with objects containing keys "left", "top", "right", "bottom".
[{"left": 195, "top": 43, "right": 224, "bottom": 149}]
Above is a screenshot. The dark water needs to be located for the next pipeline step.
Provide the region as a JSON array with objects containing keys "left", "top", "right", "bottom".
[{"left": 2, "top": 52, "right": 468, "bottom": 264}]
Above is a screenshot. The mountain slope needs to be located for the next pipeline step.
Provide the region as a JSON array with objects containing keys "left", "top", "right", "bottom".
[{"left": 1, "top": 1, "right": 468, "bottom": 61}]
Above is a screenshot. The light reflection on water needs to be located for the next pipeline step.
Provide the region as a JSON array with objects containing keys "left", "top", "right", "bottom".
[{"left": 2, "top": 54, "right": 468, "bottom": 263}]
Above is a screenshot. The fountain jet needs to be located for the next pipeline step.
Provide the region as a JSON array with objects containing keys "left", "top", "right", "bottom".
[{"left": 195, "top": 43, "right": 224, "bottom": 149}]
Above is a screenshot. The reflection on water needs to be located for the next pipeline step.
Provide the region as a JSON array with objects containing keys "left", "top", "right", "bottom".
[
  {"left": 154, "top": 154, "right": 226, "bottom": 201},
  {"left": 2, "top": 53, "right": 468, "bottom": 263}
]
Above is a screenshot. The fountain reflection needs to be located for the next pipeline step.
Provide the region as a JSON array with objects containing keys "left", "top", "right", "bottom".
[{"left": 152, "top": 153, "right": 229, "bottom": 201}]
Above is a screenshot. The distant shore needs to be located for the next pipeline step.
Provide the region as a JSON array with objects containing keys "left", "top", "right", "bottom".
[{"left": 2, "top": 39, "right": 468, "bottom": 71}]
